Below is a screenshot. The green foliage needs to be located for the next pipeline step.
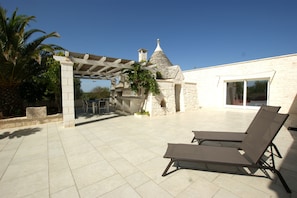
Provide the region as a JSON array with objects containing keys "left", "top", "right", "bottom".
[
  {"left": 83, "top": 86, "right": 110, "bottom": 100},
  {"left": 0, "top": 6, "right": 63, "bottom": 87},
  {"left": 41, "top": 56, "right": 61, "bottom": 96},
  {"left": 74, "top": 78, "right": 83, "bottom": 99},
  {"left": 0, "top": 6, "right": 63, "bottom": 116},
  {"left": 124, "top": 63, "right": 160, "bottom": 95},
  {"left": 134, "top": 110, "right": 150, "bottom": 116}
]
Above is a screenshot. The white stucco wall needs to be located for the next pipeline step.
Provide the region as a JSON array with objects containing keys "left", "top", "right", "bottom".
[{"left": 183, "top": 54, "right": 297, "bottom": 114}]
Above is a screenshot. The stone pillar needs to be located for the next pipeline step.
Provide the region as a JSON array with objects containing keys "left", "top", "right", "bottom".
[
  {"left": 53, "top": 55, "right": 75, "bottom": 128},
  {"left": 61, "top": 61, "right": 75, "bottom": 127}
]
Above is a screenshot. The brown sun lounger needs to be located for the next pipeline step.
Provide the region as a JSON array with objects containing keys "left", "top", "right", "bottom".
[
  {"left": 191, "top": 105, "right": 282, "bottom": 158},
  {"left": 163, "top": 110, "right": 291, "bottom": 193}
]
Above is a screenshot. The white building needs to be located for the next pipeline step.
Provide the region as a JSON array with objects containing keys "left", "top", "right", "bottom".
[
  {"left": 55, "top": 40, "right": 297, "bottom": 128},
  {"left": 183, "top": 53, "right": 297, "bottom": 127},
  {"left": 112, "top": 39, "right": 198, "bottom": 116}
]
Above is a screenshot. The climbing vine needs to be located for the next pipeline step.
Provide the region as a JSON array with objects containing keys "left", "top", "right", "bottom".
[{"left": 123, "top": 63, "right": 160, "bottom": 95}]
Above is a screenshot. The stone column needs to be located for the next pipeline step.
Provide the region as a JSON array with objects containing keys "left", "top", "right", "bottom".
[
  {"left": 54, "top": 55, "right": 75, "bottom": 127},
  {"left": 61, "top": 62, "right": 75, "bottom": 127}
]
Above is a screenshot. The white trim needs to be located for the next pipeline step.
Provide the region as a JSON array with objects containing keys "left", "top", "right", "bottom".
[{"left": 219, "top": 70, "right": 276, "bottom": 82}]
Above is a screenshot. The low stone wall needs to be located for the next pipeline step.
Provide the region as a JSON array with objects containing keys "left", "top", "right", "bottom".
[
  {"left": 26, "top": 106, "right": 47, "bottom": 119},
  {"left": 0, "top": 114, "right": 63, "bottom": 130},
  {"left": 0, "top": 106, "right": 62, "bottom": 130}
]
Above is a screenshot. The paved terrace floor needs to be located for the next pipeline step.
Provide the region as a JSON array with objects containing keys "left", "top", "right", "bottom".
[{"left": 0, "top": 108, "right": 296, "bottom": 198}]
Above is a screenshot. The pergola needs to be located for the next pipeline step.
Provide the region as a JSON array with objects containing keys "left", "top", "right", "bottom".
[{"left": 54, "top": 51, "right": 136, "bottom": 127}]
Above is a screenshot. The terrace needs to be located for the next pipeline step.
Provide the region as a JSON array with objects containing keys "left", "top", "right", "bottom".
[{"left": 0, "top": 108, "right": 296, "bottom": 197}]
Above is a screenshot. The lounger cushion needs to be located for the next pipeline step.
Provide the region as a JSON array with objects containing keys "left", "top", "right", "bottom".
[{"left": 164, "top": 143, "right": 252, "bottom": 166}]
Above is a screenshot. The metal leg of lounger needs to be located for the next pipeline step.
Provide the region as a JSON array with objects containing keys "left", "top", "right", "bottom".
[
  {"left": 273, "top": 169, "right": 292, "bottom": 193},
  {"left": 268, "top": 145, "right": 276, "bottom": 170},
  {"left": 271, "top": 143, "right": 282, "bottom": 158},
  {"left": 260, "top": 159, "right": 291, "bottom": 193},
  {"left": 191, "top": 137, "right": 204, "bottom": 144},
  {"left": 162, "top": 159, "right": 174, "bottom": 176},
  {"left": 162, "top": 159, "right": 180, "bottom": 176}
]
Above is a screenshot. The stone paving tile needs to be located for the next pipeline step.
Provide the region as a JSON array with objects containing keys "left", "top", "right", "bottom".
[
  {"left": 125, "top": 171, "right": 151, "bottom": 188},
  {"left": 96, "top": 145, "right": 122, "bottom": 161},
  {"left": 1, "top": 138, "right": 22, "bottom": 151},
  {"left": 0, "top": 109, "right": 296, "bottom": 197},
  {"left": 212, "top": 189, "right": 240, "bottom": 198},
  {"left": 1, "top": 157, "right": 48, "bottom": 182},
  {"left": 212, "top": 174, "right": 271, "bottom": 198},
  {"left": 10, "top": 143, "right": 47, "bottom": 165},
  {"left": 108, "top": 140, "right": 141, "bottom": 155},
  {"left": 136, "top": 181, "right": 172, "bottom": 198},
  {"left": 48, "top": 156, "right": 69, "bottom": 172},
  {"left": 66, "top": 150, "right": 104, "bottom": 170},
  {"left": 159, "top": 170, "right": 202, "bottom": 196},
  {"left": 0, "top": 149, "right": 16, "bottom": 178},
  {"left": 109, "top": 158, "right": 139, "bottom": 178},
  {"left": 79, "top": 174, "right": 126, "bottom": 198},
  {"left": 89, "top": 138, "right": 105, "bottom": 148},
  {"left": 121, "top": 148, "right": 158, "bottom": 166},
  {"left": 23, "top": 189, "right": 49, "bottom": 198},
  {"left": 231, "top": 171, "right": 291, "bottom": 198},
  {"left": 100, "top": 183, "right": 141, "bottom": 198},
  {"left": 0, "top": 170, "right": 48, "bottom": 198},
  {"left": 50, "top": 186, "right": 79, "bottom": 198},
  {"left": 0, "top": 136, "right": 9, "bottom": 150},
  {"left": 48, "top": 141, "right": 65, "bottom": 159},
  {"left": 175, "top": 177, "right": 221, "bottom": 198},
  {"left": 137, "top": 157, "right": 169, "bottom": 184},
  {"left": 49, "top": 167, "right": 75, "bottom": 194},
  {"left": 72, "top": 160, "right": 117, "bottom": 189}
]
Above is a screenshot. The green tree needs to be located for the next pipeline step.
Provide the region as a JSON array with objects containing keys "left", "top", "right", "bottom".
[
  {"left": 88, "top": 86, "right": 110, "bottom": 99},
  {"left": 124, "top": 63, "right": 160, "bottom": 95},
  {"left": 74, "top": 78, "right": 83, "bottom": 100},
  {"left": 40, "top": 55, "right": 62, "bottom": 112},
  {"left": 0, "top": 6, "right": 62, "bottom": 116}
]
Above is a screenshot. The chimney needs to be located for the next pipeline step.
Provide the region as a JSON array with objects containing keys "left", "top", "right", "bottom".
[{"left": 138, "top": 48, "right": 148, "bottom": 62}]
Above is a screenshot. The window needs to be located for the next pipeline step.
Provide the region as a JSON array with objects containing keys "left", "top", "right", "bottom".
[
  {"left": 246, "top": 80, "right": 268, "bottom": 106},
  {"left": 226, "top": 82, "right": 244, "bottom": 106},
  {"left": 226, "top": 80, "right": 268, "bottom": 107}
]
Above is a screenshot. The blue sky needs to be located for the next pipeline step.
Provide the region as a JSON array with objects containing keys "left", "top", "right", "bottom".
[{"left": 2, "top": 0, "right": 297, "bottom": 91}]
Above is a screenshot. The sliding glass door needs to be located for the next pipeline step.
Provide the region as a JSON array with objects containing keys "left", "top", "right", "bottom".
[
  {"left": 226, "top": 80, "right": 268, "bottom": 107},
  {"left": 226, "top": 81, "right": 244, "bottom": 106}
]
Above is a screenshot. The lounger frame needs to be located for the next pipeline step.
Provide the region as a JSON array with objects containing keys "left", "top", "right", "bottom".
[{"left": 162, "top": 110, "right": 291, "bottom": 193}]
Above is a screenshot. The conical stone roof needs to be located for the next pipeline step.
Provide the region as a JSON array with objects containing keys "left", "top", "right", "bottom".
[
  {"left": 149, "top": 39, "right": 173, "bottom": 67},
  {"left": 149, "top": 39, "right": 174, "bottom": 79}
]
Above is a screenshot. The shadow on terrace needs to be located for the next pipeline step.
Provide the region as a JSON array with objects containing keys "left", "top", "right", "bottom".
[
  {"left": 271, "top": 95, "right": 297, "bottom": 196},
  {"left": 74, "top": 107, "right": 126, "bottom": 127},
  {"left": 0, "top": 127, "right": 42, "bottom": 139}
]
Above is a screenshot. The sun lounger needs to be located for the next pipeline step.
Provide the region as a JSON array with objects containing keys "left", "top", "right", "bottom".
[
  {"left": 191, "top": 105, "right": 282, "bottom": 158},
  {"left": 162, "top": 110, "right": 291, "bottom": 193}
]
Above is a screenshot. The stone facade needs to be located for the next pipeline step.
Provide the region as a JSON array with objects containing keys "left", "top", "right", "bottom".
[
  {"left": 112, "top": 39, "right": 198, "bottom": 117},
  {"left": 183, "top": 82, "right": 199, "bottom": 111},
  {"left": 150, "top": 81, "right": 176, "bottom": 116}
]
